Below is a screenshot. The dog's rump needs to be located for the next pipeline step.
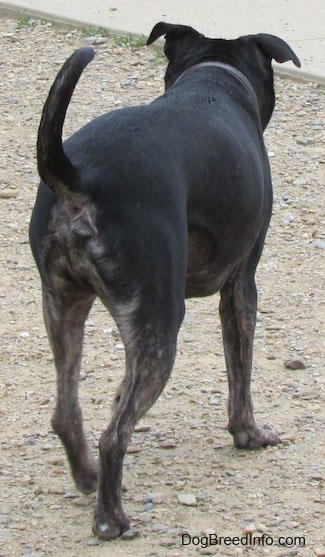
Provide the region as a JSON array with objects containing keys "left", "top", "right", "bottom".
[{"left": 31, "top": 98, "right": 270, "bottom": 302}]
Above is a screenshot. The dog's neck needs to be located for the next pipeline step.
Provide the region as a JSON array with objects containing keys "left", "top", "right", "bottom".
[{"left": 173, "top": 61, "right": 260, "bottom": 115}]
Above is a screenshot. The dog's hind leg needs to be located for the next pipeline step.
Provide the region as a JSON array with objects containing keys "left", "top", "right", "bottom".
[
  {"left": 43, "top": 287, "right": 98, "bottom": 494},
  {"left": 92, "top": 295, "right": 183, "bottom": 539},
  {"left": 219, "top": 246, "right": 281, "bottom": 450}
]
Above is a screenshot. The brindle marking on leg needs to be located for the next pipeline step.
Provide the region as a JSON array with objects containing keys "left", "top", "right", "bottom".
[
  {"left": 41, "top": 200, "right": 123, "bottom": 493},
  {"left": 219, "top": 248, "right": 281, "bottom": 449},
  {"left": 43, "top": 288, "right": 98, "bottom": 494},
  {"left": 94, "top": 320, "right": 178, "bottom": 540}
]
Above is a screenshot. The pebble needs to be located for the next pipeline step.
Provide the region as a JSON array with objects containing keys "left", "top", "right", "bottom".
[
  {"left": 284, "top": 359, "right": 306, "bottom": 370},
  {"left": 314, "top": 239, "right": 325, "bottom": 249},
  {"left": 282, "top": 212, "right": 294, "bottom": 225},
  {"left": 160, "top": 538, "right": 176, "bottom": 547},
  {"left": 243, "top": 524, "right": 257, "bottom": 534},
  {"left": 177, "top": 493, "right": 197, "bottom": 506},
  {"left": 160, "top": 439, "right": 177, "bottom": 449},
  {"left": 63, "top": 492, "right": 79, "bottom": 499},
  {"left": 84, "top": 36, "right": 107, "bottom": 45},
  {"left": 134, "top": 424, "right": 151, "bottom": 432},
  {"left": 48, "top": 457, "right": 64, "bottom": 466},
  {"left": 87, "top": 538, "right": 101, "bottom": 546},
  {"left": 121, "top": 528, "right": 140, "bottom": 540},
  {"left": 296, "top": 136, "right": 315, "bottom": 146},
  {"left": 91, "top": 395, "right": 103, "bottom": 404},
  {"left": 152, "top": 523, "right": 168, "bottom": 532},
  {"left": 292, "top": 178, "right": 307, "bottom": 187},
  {"left": 126, "top": 446, "right": 141, "bottom": 454},
  {"left": 0, "top": 189, "right": 18, "bottom": 198}
]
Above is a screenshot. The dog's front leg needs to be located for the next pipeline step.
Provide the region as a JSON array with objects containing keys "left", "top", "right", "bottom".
[{"left": 219, "top": 266, "right": 281, "bottom": 449}]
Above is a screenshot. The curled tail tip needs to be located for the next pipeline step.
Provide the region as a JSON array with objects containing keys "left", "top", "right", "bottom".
[
  {"left": 76, "top": 46, "right": 96, "bottom": 65},
  {"left": 37, "top": 46, "right": 95, "bottom": 194}
]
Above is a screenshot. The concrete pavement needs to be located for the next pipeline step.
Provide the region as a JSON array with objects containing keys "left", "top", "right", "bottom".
[{"left": 0, "top": 0, "right": 324, "bottom": 82}]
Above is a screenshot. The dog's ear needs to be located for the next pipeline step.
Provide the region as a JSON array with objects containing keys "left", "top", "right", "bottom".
[
  {"left": 254, "top": 34, "right": 301, "bottom": 67},
  {"left": 147, "top": 22, "right": 203, "bottom": 61},
  {"left": 147, "top": 22, "right": 200, "bottom": 45}
]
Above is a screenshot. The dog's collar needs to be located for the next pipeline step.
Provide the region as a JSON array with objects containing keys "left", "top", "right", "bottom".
[{"left": 173, "top": 61, "right": 260, "bottom": 115}]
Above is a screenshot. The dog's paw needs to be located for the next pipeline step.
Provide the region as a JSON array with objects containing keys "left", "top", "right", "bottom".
[
  {"left": 92, "top": 515, "right": 130, "bottom": 540},
  {"left": 232, "top": 424, "right": 281, "bottom": 450}
]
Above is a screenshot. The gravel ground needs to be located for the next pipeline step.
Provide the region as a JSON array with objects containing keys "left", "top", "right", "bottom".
[{"left": 0, "top": 17, "right": 324, "bottom": 557}]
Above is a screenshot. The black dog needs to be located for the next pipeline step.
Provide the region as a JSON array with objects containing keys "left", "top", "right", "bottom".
[{"left": 29, "top": 22, "right": 300, "bottom": 539}]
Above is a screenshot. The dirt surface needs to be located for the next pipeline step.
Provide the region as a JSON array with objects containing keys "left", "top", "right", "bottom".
[{"left": 0, "top": 17, "right": 324, "bottom": 557}]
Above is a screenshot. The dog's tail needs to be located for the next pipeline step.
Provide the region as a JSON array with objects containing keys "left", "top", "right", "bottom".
[{"left": 37, "top": 47, "right": 95, "bottom": 195}]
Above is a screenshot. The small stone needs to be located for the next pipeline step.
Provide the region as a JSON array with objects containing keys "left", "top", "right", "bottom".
[
  {"left": 48, "top": 457, "right": 64, "bottom": 466},
  {"left": 284, "top": 359, "right": 306, "bottom": 370},
  {"left": 160, "top": 538, "right": 175, "bottom": 547},
  {"left": 91, "top": 395, "right": 103, "bottom": 404},
  {"left": 63, "top": 491, "right": 79, "bottom": 499},
  {"left": 296, "top": 136, "right": 315, "bottom": 146},
  {"left": 160, "top": 439, "right": 177, "bottom": 449},
  {"left": 293, "top": 179, "right": 306, "bottom": 187},
  {"left": 177, "top": 493, "right": 197, "bottom": 506},
  {"left": 0, "top": 189, "right": 18, "bottom": 198},
  {"left": 152, "top": 524, "right": 167, "bottom": 532},
  {"left": 84, "top": 36, "right": 107, "bottom": 45},
  {"left": 121, "top": 528, "right": 140, "bottom": 540},
  {"left": 87, "top": 538, "right": 101, "bottom": 546},
  {"left": 126, "top": 446, "right": 141, "bottom": 454},
  {"left": 243, "top": 524, "right": 257, "bottom": 534},
  {"left": 134, "top": 424, "right": 151, "bottom": 432},
  {"left": 20, "top": 331, "right": 30, "bottom": 338},
  {"left": 314, "top": 548, "right": 325, "bottom": 557},
  {"left": 281, "top": 435, "right": 296, "bottom": 445},
  {"left": 200, "top": 548, "right": 217, "bottom": 555},
  {"left": 167, "top": 527, "right": 180, "bottom": 535},
  {"left": 282, "top": 212, "right": 294, "bottom": 225},
  {"left": 314, "top": 239, "right": 325, "bottom": 250},
  {"left": 144, "top": 502, "right": 154, "bottom": 511}
]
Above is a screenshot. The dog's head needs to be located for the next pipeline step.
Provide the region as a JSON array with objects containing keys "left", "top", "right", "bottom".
[{"left": 147, "top": 22, "right": 300, "bottom": 129}]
